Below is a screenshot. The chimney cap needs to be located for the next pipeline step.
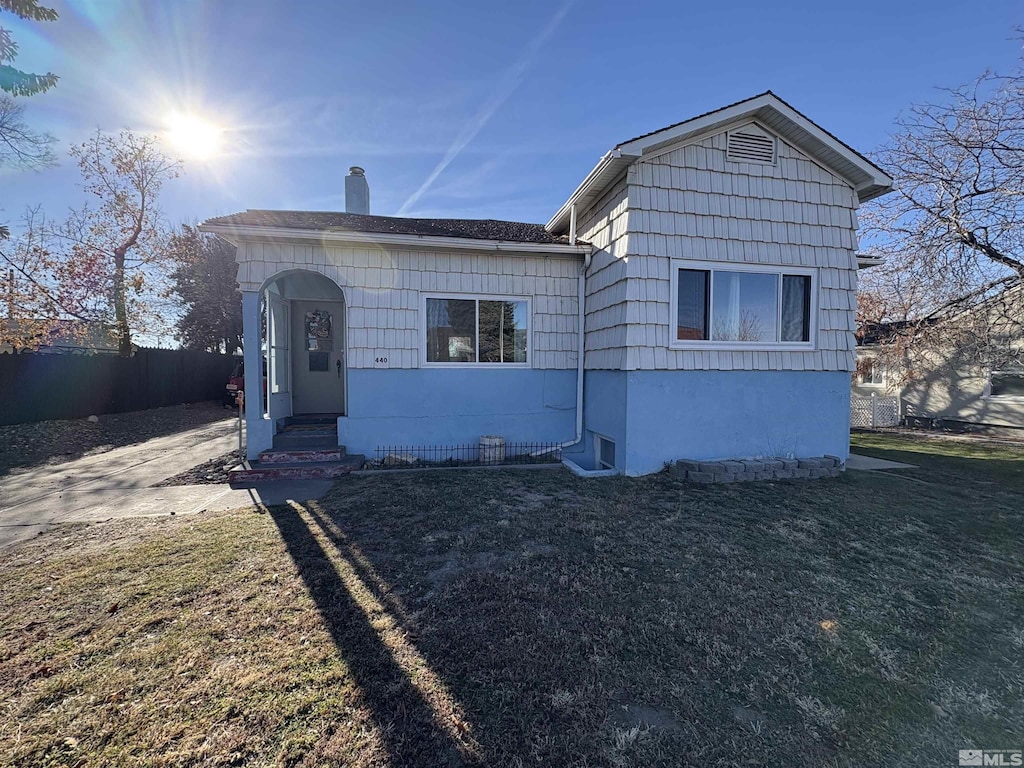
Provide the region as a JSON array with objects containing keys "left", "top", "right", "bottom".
[{"left": 348, "top": 166, "right": 365, "bottom": 176}]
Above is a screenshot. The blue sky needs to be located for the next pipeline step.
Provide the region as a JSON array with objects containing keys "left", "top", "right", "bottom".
[{"left": 2, "top": 0, "right": 1022, "bottom": 232}]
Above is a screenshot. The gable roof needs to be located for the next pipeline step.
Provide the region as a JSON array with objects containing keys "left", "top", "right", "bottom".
[
  {"left": 204, "top": 210, "right": 577, "bottom": 245},
  {"left": 546, "top": 91, "right": 894, "bottom": 234}
]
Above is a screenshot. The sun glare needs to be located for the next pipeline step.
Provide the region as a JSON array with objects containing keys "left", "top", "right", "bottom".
[{"left": 165, "top": 112, "right": 223, "bottom": 160}]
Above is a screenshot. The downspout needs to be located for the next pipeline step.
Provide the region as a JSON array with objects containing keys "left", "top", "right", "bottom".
[
  {"left": 533, "top": 204, "right": 590, "bottom": 458},
  {"left": 560, "top": 203, "right": 590, "bottom": 450}
]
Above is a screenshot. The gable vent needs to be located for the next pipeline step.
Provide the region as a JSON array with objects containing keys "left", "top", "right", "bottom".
[{"left": 726, "top": 127, "right": 776, "bottom": 165}]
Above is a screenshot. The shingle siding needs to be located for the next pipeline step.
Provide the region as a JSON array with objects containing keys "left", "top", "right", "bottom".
[
  {"left": 236, "top": 243, "right": 580, "bottom": 370},
  {"left": 622, "top": 128, "right": 860, "bottom": 372},
  {"left": 576, "top": 174, "right": 631, "bottom": 370}
]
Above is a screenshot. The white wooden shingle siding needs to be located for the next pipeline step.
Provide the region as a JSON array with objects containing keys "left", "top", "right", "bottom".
[
  {"left": 575, "top": 174, "right": 631, "bottom": 370},
  {"left": 235, "top": 244, "right": 581, "bottom": 370},
  {"left": 575, "top": 125, "right": 860, "bottom": 372}
]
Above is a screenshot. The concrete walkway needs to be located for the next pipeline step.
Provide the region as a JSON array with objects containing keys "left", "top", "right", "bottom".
[
  {"left": 0, "top": 419, "right": 334, "bottom": 549},
  {"left": 847, "top": 453, "right": 918, "bottom": 471}
]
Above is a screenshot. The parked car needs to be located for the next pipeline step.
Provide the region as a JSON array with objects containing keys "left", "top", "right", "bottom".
[{"left": 224, "top": 358, "right": 267, "bottom": 408}]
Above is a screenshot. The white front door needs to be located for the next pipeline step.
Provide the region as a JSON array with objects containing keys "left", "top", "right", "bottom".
[{"left": 291, "top": 300, "right": 346, "bottom": 415}]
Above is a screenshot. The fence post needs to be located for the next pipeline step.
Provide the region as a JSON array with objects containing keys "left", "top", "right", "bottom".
[{"left": 870, "top": 392, "right": 878, "bottom": 429}]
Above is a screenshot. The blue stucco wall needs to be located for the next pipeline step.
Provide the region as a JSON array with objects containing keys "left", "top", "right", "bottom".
[
  {"left": 620, "top": 370, "right": 851, "bottom": 476},
  {"left": 339, "top": 368, "right": 578, "bottom": 457},
  {"left": 564, "top": 370, "right": 628, "bottom": 470}
]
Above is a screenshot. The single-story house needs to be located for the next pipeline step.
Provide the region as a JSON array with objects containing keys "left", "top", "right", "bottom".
[{"left": 201, "top": 91, "right": 893, "bottom": 476}]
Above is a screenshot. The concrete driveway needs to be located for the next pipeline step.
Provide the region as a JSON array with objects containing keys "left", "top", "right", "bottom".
[{"left": 0, "top": 419, "right": 332, "bottom": 549}]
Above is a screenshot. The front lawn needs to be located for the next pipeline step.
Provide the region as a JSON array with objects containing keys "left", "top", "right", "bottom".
[{"left": 2, "top": 434, "right": 1023, "bottom": 766}]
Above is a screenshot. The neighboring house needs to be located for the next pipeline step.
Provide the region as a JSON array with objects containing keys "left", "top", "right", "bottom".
[
  {"left": 201, "top": 91, "right": 893, "bottom": 475},
  {"left": 854, "top": 289, "right": 1024, "bottom": 432},
  {"left": 0, "top": 319, "right": 119, "bottom": 355}
]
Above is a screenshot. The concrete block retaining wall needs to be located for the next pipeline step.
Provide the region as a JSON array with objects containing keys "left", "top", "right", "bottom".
[{"left": 674, "top": 455, "right": 845, "bottom": 483}]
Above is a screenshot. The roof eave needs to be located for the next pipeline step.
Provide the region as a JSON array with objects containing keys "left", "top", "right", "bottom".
[
  {"left": 857, "top": 254, "right": 885, "bottom": 270},
  {"left": 546, "top": 150, "right": 636, "bottom": 234},
  {"left": 199, "top": 222, "right": 592, "bottom": 257},
  {"left": 547, "top": 93, "right": 894, "bottom": 232}
]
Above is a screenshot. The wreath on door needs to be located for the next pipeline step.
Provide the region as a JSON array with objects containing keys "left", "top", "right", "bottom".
[{"left": 305, "top": 309, "right": 332, "bottom": 339}]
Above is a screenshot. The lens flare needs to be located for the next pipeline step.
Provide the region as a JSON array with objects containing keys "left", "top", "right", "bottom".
[{"left": 164, "top": 112, "right": 222, "bottom": 160}]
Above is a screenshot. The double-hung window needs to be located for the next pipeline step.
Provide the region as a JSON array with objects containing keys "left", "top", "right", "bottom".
[
  {"left": 423, "top": 295, "right": 529, "bottom": 366},
  {"left": 669, "top": 260, "right": 816, "bottom": 349}
]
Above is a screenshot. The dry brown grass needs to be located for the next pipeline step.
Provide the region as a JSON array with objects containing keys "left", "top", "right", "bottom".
[{"left": 2, "top": 434, "right": 1023, "bottom": 766}]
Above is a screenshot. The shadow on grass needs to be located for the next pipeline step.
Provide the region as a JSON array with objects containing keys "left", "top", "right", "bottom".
[
  {"left": 850, "top": 431, "right": 1024, "bottom": 490},
  {"left": 266, "top": 501, "right": 480, "bottom": 767},
  {"left": 260, "top": 460, "right": 1024, "bottom": 766}
]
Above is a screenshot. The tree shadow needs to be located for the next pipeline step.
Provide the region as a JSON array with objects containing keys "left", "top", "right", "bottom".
[
  {"left": 0, "top": 402, "right": 233, "bottom": 478},
  {"left": 266, "top": 501, "right": 480, "bottom": 767}
]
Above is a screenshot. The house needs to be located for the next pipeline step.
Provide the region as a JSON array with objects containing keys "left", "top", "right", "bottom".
[
  {"left": 853, "top": 286, "right": 1024, "bottom": 434},
  {"left": 0, "top": 319, "right": 119, "bottom": 355},
  {"left": 201, "top": 91, "right": 893, "bottom": 476}
]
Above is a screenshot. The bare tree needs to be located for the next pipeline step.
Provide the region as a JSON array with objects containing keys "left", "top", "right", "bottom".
[
  {"left": 0, "top": 93, "right": 54, "bottom": 169},
  {"left": 0, "top": 130, "right": 181, "bottom": 354},
  {"left": 860, "top": 42, "right": 1024, "bottom": 378}
]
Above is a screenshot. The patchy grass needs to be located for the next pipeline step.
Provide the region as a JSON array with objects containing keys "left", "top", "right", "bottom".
[{"left": 2, "top": 435, "right": 1023, "bottom": 766}]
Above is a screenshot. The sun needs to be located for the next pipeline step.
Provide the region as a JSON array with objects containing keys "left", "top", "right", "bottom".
[{"left": 164, "top": 112, "right": 223, "bottom": 160}]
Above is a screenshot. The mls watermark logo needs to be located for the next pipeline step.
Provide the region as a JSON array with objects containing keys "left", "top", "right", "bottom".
[{"left": 960, "top": 750, "right": 1023, "bottom": 766}]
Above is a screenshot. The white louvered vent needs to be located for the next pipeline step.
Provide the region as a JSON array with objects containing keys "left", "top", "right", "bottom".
[{"left": 726, "top": 126, "right": 776, "bottom": 165}]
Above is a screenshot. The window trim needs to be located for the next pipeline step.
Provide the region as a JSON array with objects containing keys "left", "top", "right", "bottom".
[
  {"left": 420, "top": 292, "right": 532, "bottom": 368},
  {"left": 985, "top": 370, "right": 1024, "bottom": 401},
  {"left": 668, "top": 259, "right": 818, "bottom": 351},
  {"left": 268, "top": 296, "right": 290, "bottom": 395},
  {"left": 858, "top": 356, "right": 886, "bottom": 388}
]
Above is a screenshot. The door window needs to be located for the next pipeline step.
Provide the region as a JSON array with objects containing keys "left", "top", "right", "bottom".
[{"left": 305, "top": 309, "right": 333, "bottom": 372}]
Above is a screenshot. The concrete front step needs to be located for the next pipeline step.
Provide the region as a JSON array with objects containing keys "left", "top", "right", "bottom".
[
  {"left": 282, "top": 414, "right": 339, "bottom": 427},
  {"left": 272, "top": 431, "right": 338, "bottom": 451},
  {"left": 229, "top": 454, "right": 364, "bottom": 483},
  {"left": 259, "top": 447, "right": 347, "bottom": 464}
]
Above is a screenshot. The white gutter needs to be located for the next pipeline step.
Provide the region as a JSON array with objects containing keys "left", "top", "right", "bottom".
[
  {"left": 199, "top": 223, "right": 591, "bottom": 257},
  {"left": 545, "top": 150, "right": 623, "bottom": 233}
]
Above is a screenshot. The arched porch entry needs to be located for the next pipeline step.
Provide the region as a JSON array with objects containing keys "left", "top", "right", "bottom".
[{"left": 249, "top": 270, "right": 347, "bottom": 453}]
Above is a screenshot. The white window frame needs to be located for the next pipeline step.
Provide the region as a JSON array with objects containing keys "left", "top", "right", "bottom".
[
  {"left": 985, "top": 370, "right": 1024, "bottom": 400},
  {"left": 420, "top": 293, "right": 532, "bottom": 369},
  {"left": 268, "top": 297, "right": 290, "bottom": 394},
  {"left": 858, "top": 357, "right": 886, "bottom": 387},
  {"left": 668, "top": 259, "right": 818, "bottom": 351}
]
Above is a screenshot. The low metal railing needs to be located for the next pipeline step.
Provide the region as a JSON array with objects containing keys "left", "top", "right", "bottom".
[{"left": 365, "top": 442, "right": 563, "bottom": 469}]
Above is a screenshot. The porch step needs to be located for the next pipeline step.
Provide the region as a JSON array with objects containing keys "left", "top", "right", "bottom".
[
  {"left": 229, "top": 454, "right": 364, "bottom": 484},
  {"left": 282, "top": 414, "right": 340, "bottom": 427},
  {"left": 259, "top": 446, "right": 347, "bottom": 464},
  {"left": 272, "top": 426, "right": 338, "bottom": 451}
]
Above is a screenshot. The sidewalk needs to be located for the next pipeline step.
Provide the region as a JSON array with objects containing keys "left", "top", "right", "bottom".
[{"left": 0, "top": 419, "right": 332, "bottom": 549}]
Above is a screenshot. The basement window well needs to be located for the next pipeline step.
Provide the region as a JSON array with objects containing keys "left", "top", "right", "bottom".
[{"left": 597, "top": 435, "right": 616, "bottom": 471}]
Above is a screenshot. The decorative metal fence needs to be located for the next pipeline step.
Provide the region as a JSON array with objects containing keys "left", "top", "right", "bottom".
[
  {"left": 851, "top": 394, "right": 901, "bottom": 429},
  {"left": 367, "top": 442, "right": 563, "bottom": 469}
]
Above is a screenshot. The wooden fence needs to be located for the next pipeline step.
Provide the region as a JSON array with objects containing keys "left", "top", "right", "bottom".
[{"left": 0, "top": 348, "right": 237, "bottom": 426}]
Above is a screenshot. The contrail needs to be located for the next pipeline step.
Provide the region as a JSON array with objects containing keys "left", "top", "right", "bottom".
[{"left": 397, "top": 0, "right": 573, "bottom": 216}]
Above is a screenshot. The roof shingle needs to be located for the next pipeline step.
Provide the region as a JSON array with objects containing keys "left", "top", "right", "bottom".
[{"left": 203, "top": 210, "right": 579, "bottom": 245}]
